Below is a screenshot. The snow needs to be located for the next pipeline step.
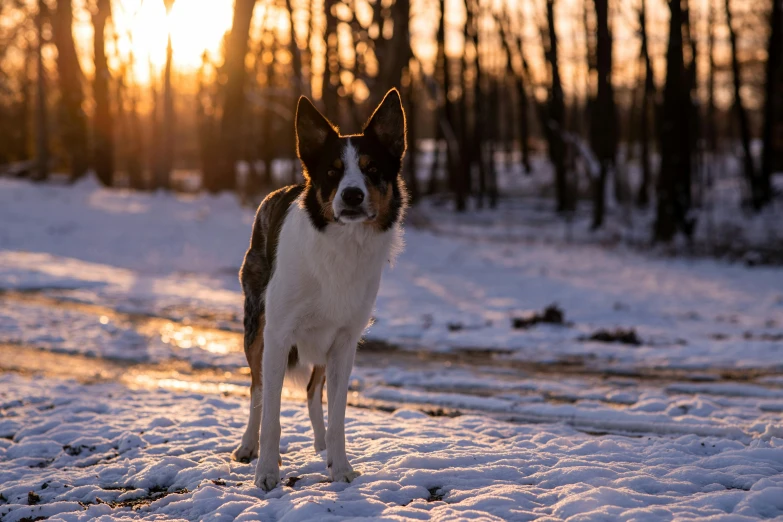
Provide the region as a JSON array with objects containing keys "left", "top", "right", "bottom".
[
  {"left": 1, "top": 176, "right": 782, "bottom": 373},
  {"left": 2, "top": 374, "right": 783, "bottom": 521},
  {"left": 2, "top": 176, "right": 783, "bottom": 520}
]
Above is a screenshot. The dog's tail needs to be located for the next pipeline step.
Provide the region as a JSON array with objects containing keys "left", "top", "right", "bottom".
[{"left": 283, "top": 346, "right": 313, "bottom": 391}]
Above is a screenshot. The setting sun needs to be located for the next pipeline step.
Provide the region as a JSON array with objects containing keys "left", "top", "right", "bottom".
[{"left": 114, "top": 0, "right": 234, "bottom": 82}]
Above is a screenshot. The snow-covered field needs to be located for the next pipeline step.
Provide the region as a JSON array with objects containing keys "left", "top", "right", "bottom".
[
  {"left": 3, "top": 374, "right": 783, "bottom": 522},
  {"left": 2, "top": 176, "right": 783, "bottom": 520}
]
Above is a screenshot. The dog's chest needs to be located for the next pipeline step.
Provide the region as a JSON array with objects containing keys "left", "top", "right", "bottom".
[{"left": 270, "top": 205, "right": 396, "bottom": 329}]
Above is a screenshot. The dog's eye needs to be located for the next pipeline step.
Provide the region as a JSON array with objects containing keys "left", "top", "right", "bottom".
[
  {"left": 367, "top": 165, "right": 378, "bottom": 174},
  {"left": 327, "top": 170, "right": 337, "bottom": 177}
]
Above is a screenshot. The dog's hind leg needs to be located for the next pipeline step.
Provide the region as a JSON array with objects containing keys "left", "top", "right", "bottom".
[
  {"left": 307, "top": 365, "right": 326, "bottom": 452},
  {"left": 232, "top": 307, "right": 265, "bottom": 463}
]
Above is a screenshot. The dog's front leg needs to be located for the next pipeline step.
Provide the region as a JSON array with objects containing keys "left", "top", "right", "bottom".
[
  {"left": 326, "top": 334, "right": 360, "bottom": 483},
  {"left": 254, "top": 331, "right": 287, "bottom": 491}
]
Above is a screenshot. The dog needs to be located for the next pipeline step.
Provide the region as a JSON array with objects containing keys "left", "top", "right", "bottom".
[{"left": 231, "top": 88, "right": 407, "bottom": 491}]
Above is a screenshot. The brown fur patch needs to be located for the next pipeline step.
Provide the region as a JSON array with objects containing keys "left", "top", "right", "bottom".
[
  {"left": 359, "top": 155, "right": 371, "bottom": 169},
  {"left": 365, "top": 181, "right": 395, "bottom": 231},
  {"left": 247, "top": 314, "right": 265, "bottom": 388},
  {"left": 315, "top": 187, "right": 337, "bottom": 222},
  {"left": 333, "top": 159, "right": 343, "bottom": 169},
  {"left": 307, "top": 365, "right": 326, "bottom": 402}
]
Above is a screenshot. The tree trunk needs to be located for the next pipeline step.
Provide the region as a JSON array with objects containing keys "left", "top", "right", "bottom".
[
  {"left": 428, "top": 0, "right": 448, "bottom": 196},
  {"left": 545, "top": 0, "right": 569, "bottom": 212},
  {"left": 725, "top": 0, "right": 765, "bottom": 209},
  {"left": 654, "top": 0, "right": 692, "bottom": 242},
  {"left": 34, "top": 0, "right": 49, "bottom": 182},
  {"left": 93, "top": 0, "right": 114, "bottom": 187},
  {"left": 127, "top": 54, "right": 144, "bottom": 189},
  {"left": 487, "top": 77, "right": 499, "bottom": 209},
  {"left": 262, "top": 36, "right": 277, "bottom": 188},
  {"left": 368, "top": 0, "right": 412, "bottom": 110},
  {"left": 148, "top": 60, "right": 161, "bottom": 188},
  {"left": 706, "top": 0, "right": 717, "bottom": 154},
  {"left": 155, "top": 33, "right": 174, "bottom": 190},
  {"left": 515, "top": 46, "right": 531, "bottom": 174},
  {"left": 53, "top": 0, "right": 88, "bottom": 182},
  {"left": 636, "top": 0, "right": 655, "bottom": 207},
  {"left": 404, "top": 71, "right": 420, "bottom": 203},
  {"left": 322, "top": 0, "right": 340, "bottom": 122},
  {"left": 590, "top": 0, "right": 616, "bottom": 228},
  {"left": 286, "top": 0, "right": 305, "bottom": 97},
  {"left": 762, "top": 0, "right": 782, "bottom": 201},
  {"left": 212, "top": 0, "right": 256, "bottom": 193},
  {"left": 19, "top": 43, "right": 34, "bottom": 163}
]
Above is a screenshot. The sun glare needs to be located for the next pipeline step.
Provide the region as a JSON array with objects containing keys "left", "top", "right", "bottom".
[{"left": 115, "top": 0, "right": 234, "bottom": 83}]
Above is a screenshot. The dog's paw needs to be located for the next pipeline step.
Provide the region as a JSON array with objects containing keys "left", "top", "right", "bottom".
[
  {"left": 314, "top": 438, "right": 326, "bottom": 453},
  {"left": 330, "top": 466, "right": 361, "bottom": 483},
  {"left": 231, "top": 443, "right": 258, "bottom": 463},
  {"left": 254, "top": 466, "right": 280, "bottom": 492}
]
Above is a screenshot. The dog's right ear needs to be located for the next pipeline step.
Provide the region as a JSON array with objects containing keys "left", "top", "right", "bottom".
[{"left": 296, "top": 96, "right": 337, "bottom": 174}]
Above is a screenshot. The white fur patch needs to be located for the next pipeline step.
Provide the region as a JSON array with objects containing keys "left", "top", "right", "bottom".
[
  {"left": 340, "top": 139, "right": 365, "bottom": 192},
  {"left": 333, "top": 139, "right": 372, "bottom": 221}
]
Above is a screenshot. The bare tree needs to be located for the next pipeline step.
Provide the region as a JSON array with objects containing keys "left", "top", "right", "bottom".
[
  {"left": 322, "top": 0, "right": 340, "bottom": 122},
  {"left": 635, "top": 0, "right": 655, "bottom": 207},
  {"left": 403, "top": 68, "right": 420, "bottom": 202},
  {"left": 211, "top": 0, "right": 257, "bottom": 193},
  {"left": 92, "top": 0, "right": 114, "bottom": 186},
  {"left": 53, "top": 0, "right": 88, "bottom": 182},
  {"left": 543, "top": 0, "right": 570, "bottom": 212},
  {"left": 706, "top": 0, "right": 717, "bottom": 154},
  {"left": 126, "top": 52, "right": 144, "bottom": 189},
  {"left": 428, "top": 0, "right": 448, "bottom": 195},
  {"left": 655, "top": 0, "right": 692, "bottom": 241},
  {"left": 725, "top": 0, "right": 767, "bottom": 209},
  {"left": 762, "top": 0, "right": 782, "bottom": 200},
  {"left": 590, "top": 0, "right": 616, "bottom": 228},
  {"left": 154, "top": 0, "right": 176, "bottom": 190},
  {"left": 34, "top": 0, "right": 49, "bottom": 182}
]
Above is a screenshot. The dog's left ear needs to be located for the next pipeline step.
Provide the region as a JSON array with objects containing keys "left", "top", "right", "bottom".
[
  {"left": 296, "top": 96, "right": 337, "bottom": 172},
  {"left": 363, "top": 88, "right": 406, "bottom": 159}
]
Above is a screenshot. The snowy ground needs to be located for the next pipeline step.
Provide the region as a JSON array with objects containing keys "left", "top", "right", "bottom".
[{"left": 2, "top": 176, "right": 783, "bottom": 520}]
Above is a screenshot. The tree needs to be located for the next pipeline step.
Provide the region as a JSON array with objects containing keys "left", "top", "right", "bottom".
[
  {"left": 635, "top": 0, "right": 655, "bottom": 208},
  {"left": 53, "top": 0, "right": 88, "bottom": 182},
  {"left": 725, "top": 0, "right": 768, "bottom": 209},
  {"left": 762, "top": 0, "right": 782, "bottom": 198},
  {"left": 705, "top": 0, "right": 717, "bottom": 155},
  {"left": 322, "top": 0, "right": 340, "bottom": 123},
  {"left": 126, "top": 52, "right": 144, "bottom": 189},
  {"left": 154, "top": 0, "right": 176, "bottom": 190},
  {"left": 210, "top": 0, "right": 257, "bottom": 193},
  {"left": 654, "top": 0, "right": 692, "bottom": 241},
  {"left": 543, "top": 0, "right": 569, "bottom": 213},
  {"left": 34, "top": 0, "right": 49, "bottom": 182},
  {"left": 590, "top": 0, "right": 616, "bottom": 228},
  {"left": 92, "top": 0, "right": 114, "bottom": 187}
]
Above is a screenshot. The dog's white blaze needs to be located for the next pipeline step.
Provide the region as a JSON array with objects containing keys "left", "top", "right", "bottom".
[
  {"left": 339, "top": 139, "right": 366, "bottom": 193},
  {"left": 255, "top": 197, "right": 401, "bottom": 487},
  {"left": 333, "top": 139, "right": 371, "bottom": 220}
]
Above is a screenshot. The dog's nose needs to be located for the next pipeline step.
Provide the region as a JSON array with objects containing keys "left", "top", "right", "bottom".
[{"left": 341, "top": 187, "right": 364, "bottom": 207}]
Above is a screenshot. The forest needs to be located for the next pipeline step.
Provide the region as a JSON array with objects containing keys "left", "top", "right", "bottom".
[
  {"left": 3, "top": 1, "right": 783, "bottom": 519},
  {"left": 0, "top": 0, "right": 781, "bottom": 243}
]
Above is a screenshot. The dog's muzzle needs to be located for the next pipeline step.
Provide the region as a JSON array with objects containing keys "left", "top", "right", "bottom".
[{"left": 335, "top": 187, "right": 376, "bottom": 223}]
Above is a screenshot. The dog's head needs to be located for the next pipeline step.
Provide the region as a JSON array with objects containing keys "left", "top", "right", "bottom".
[{"left": 296, "top": 88, "right": 407, "bottom": 232}]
